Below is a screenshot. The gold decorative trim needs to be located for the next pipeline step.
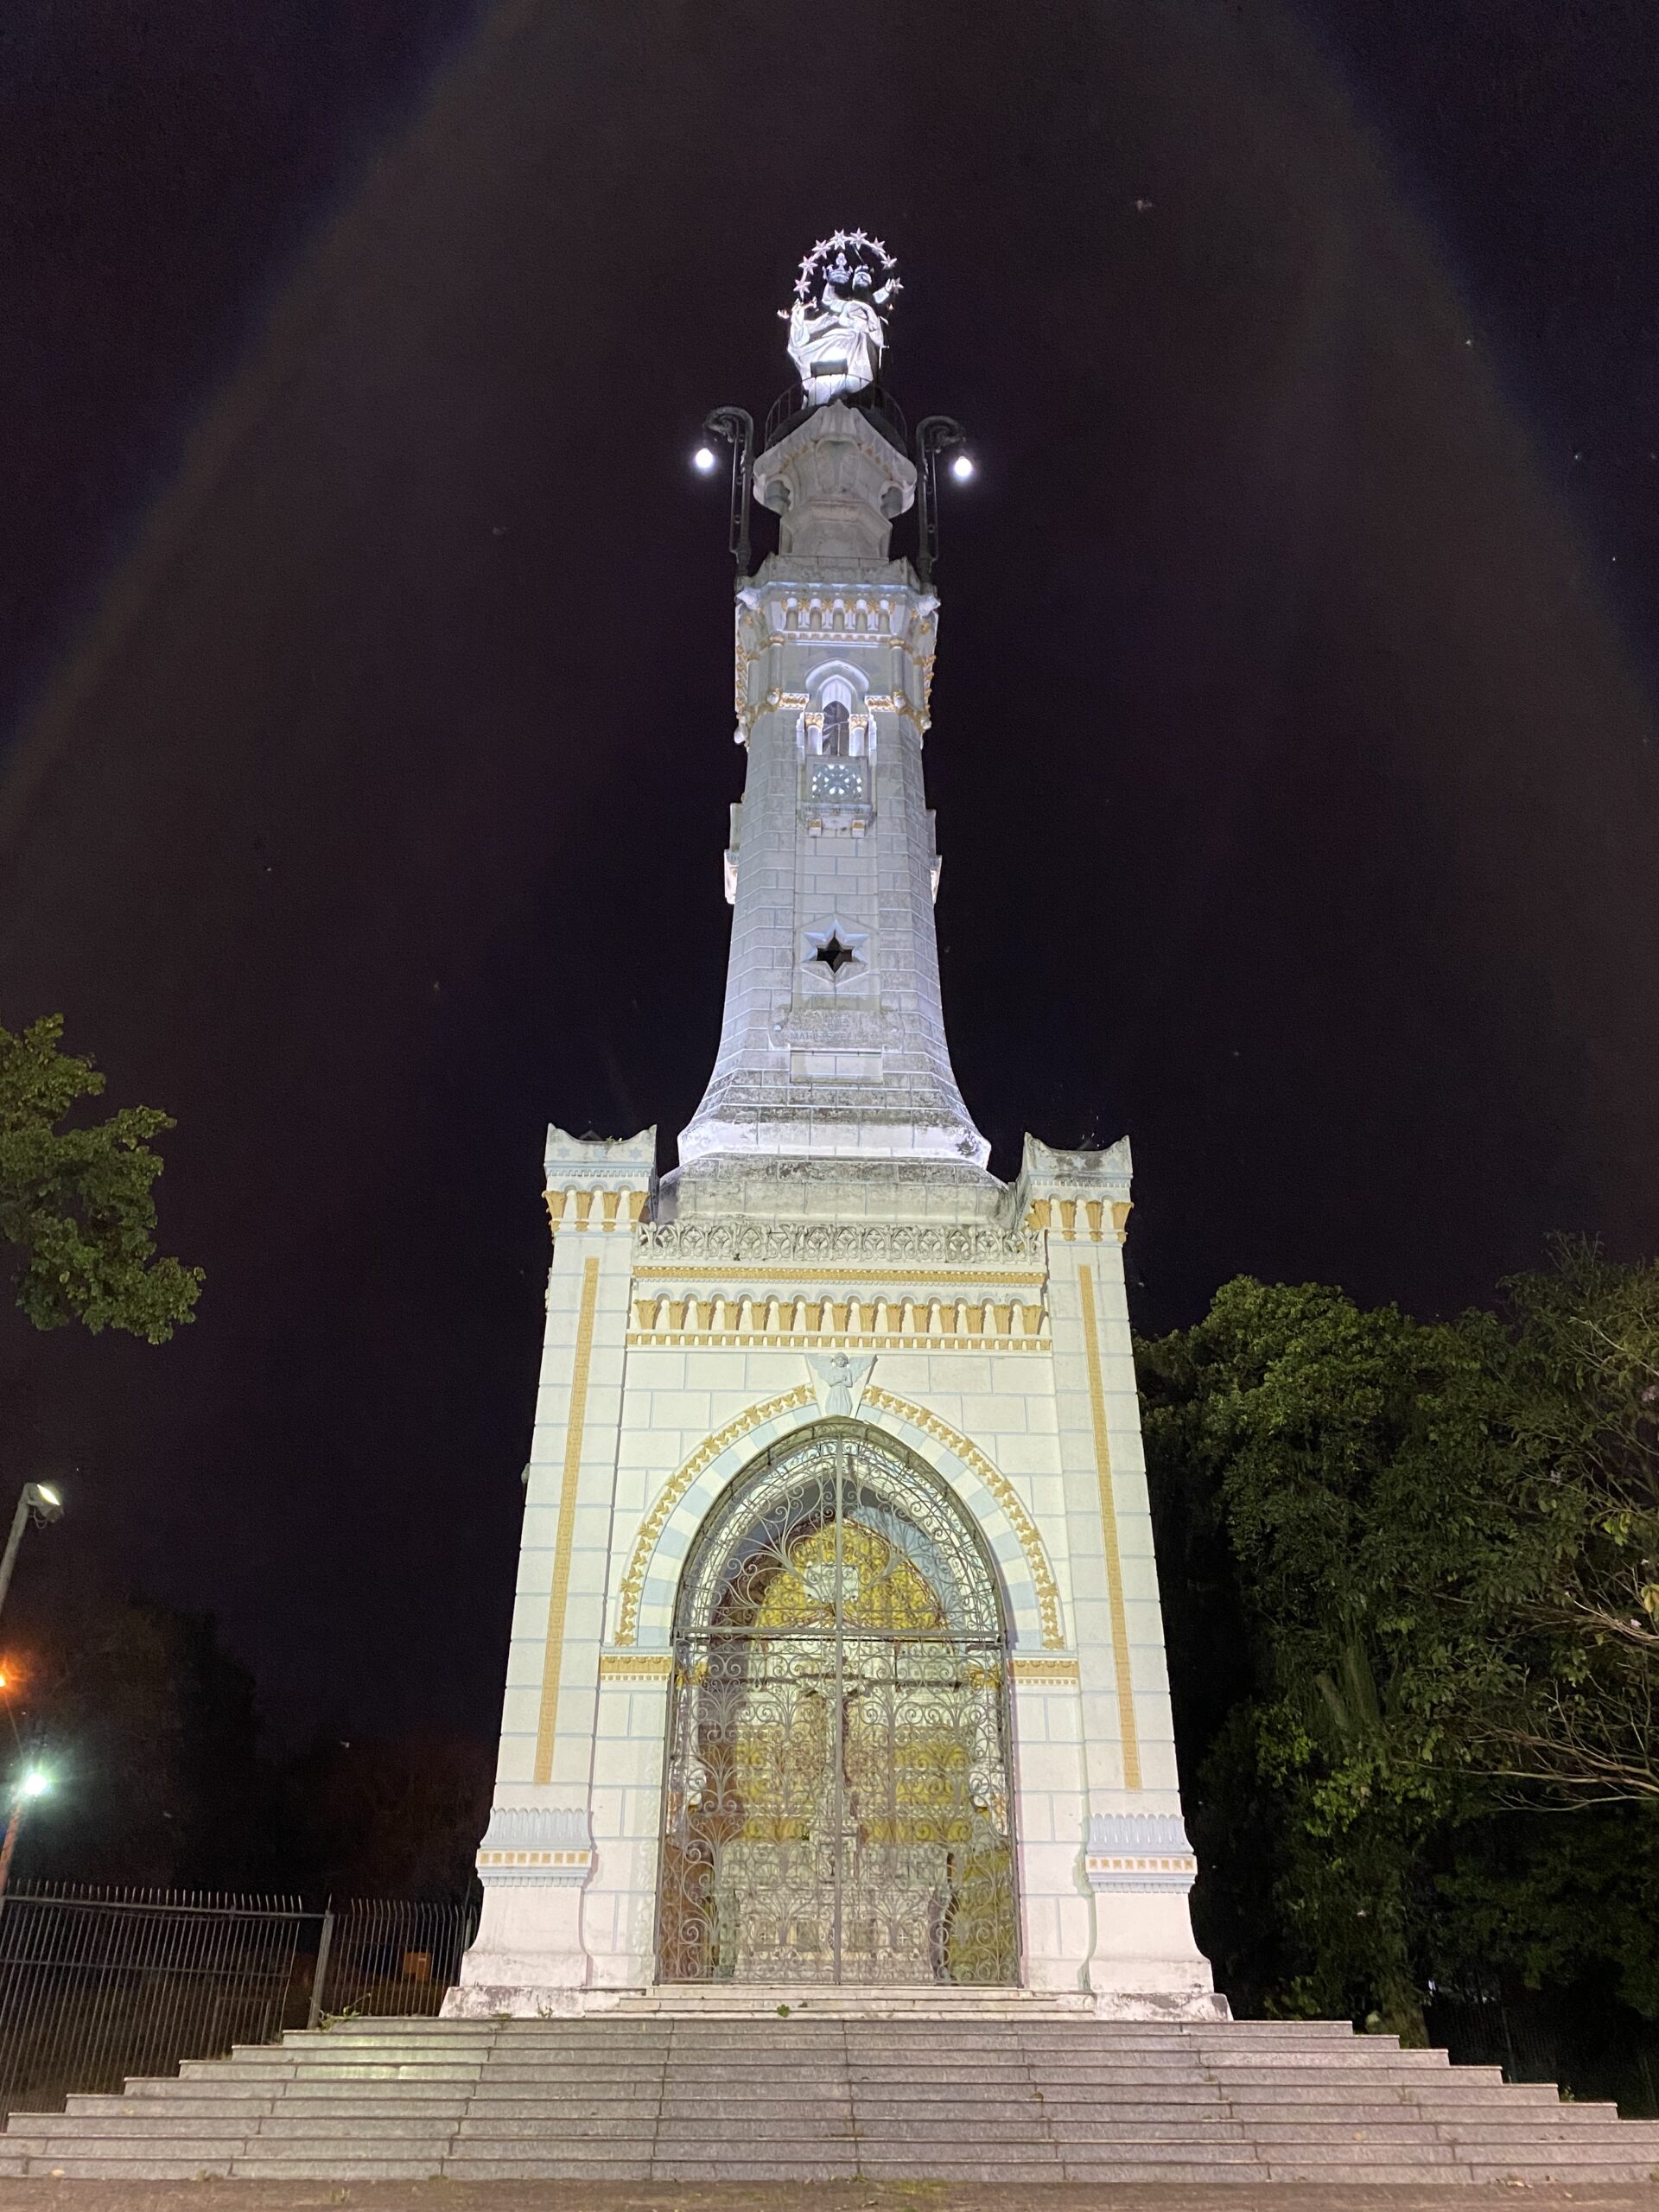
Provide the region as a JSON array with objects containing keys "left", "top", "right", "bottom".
[
  {"left": 626, "top": 1332, "right": 1050, "bottom": 1354},
  {"left": 1077, "top": 1264, "right": 1142, "bottom": 1789},
  {"left": 1022, "top": 1197, "right": 1129, "bottom": 1243},
  {"left": 613, "top": 1386, "right": 815, "bottom": 1645},
  {"left": 1011, "top": 1657, "right": 1082, "bottom": 1682},
  {"left": 544, "top": 1185, "right": 648, "bottom": 1236},
  {"left": 479, "top": 1850, "right": 591, "bottom": 1868},
  {"left": 632, "top": 1265, "right": 1046, "bottom": 1287},
  {"left": 628, "top": 1287, "right": 1048, "bottom": 1351},
  {"left": 861, "top": 1385, "right": 1065, "bottom": 1651},
  {"left": 533, "top": 1255, "right": 601, "bottom": 1784},
  {"left": 597, "top": 1651, "right": 673, "bottom": 1681}
]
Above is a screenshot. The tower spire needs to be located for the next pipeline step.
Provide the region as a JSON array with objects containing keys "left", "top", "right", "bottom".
[{"left": 675, "top": 246, "right": 987, "bottom": 1179}]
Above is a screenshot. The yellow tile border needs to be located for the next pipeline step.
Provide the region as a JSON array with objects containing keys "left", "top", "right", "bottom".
[
  {"left": 1077, "top": 1263, "right": 1142, "bottom": 1789},
  {"left": 597, "top": 1651, "right": 674, "bottom": 1681},
  {"left": 533, "top": 1255, "right": 601, "bottom": 1785},
  {"left": 1010, "top": 1656, "right": 1082, "bottom": 1682},
  {"left": 479, "top": 1850, "right": 591, "bottom": 1867},
  {"left": 626, "top": 1332, "right": 1050, "bottom": 1354}
]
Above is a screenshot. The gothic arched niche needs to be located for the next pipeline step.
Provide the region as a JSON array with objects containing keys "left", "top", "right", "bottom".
[{"left": 656, "top": 1421, "right": 1018, "bottom": 1986}]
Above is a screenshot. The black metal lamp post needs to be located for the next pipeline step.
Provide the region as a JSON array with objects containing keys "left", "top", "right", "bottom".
[
  {"left": 913, "top": 415, "right": 970, "bottom": 588},
  {"left": 0, "top": 1484, "right": 62, "bottom": 1630},
  {"left": 700, "top": 406, "right": 755, "bottom": 574}
]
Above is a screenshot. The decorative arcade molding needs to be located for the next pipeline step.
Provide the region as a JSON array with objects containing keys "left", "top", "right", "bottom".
[
  {"left": 545, "top": 1187, "right": 648, "bottom": 1235},
  {"left": 1023, "top": 1196, "right": 1132, "bottom": 1244},
  {"left": 626, "top": 1268, "right": 1052, "bottom": 1351},
  {"left": 633, "top": 1222, "right": 1043, "bottom": 1265}
]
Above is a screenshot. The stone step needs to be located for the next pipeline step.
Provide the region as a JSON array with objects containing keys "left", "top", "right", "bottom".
[
  {"left": 8, "top": 2138, "right": 457, "bottom": 2164},
  {"left": 10, "top": 2009, "right": 1658, "bottom": 2187},
  {"left": 115, "top": 2080, "right": 475, "bottom": 2102}
]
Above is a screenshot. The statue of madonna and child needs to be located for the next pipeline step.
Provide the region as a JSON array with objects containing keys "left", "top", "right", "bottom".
[{"left": 781, "top": 231, "right": 902, "bottom": 407}]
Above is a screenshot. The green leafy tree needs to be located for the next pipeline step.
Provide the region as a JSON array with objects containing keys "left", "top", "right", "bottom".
[
  {"left": 0, "top": 1016, "right": 200, "bottom": 1340},
  {"left": 1141, "top": 1254, "right": 1659, "bottom": 2044},
  {"left": 1462, "top": 1243, "right": 1659, "bottom": 1802},
  {"left": 1140, "top": 1278, "right": 1511, "bottom": 2036}
]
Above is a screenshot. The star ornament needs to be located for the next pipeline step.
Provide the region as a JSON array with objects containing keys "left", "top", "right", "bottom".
[{"left": 791, "top": 231, "right": 902, "bottom": 306}]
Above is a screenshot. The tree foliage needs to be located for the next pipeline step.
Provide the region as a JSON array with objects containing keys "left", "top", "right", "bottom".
[
  {"left": 1468, "top": 1245, "right": 1659, "bottom": 1802},
  {"left": 0, "top": 1015, "right": 200, "bottom": 1340},
  {"left": 1140, "top": 1249, "right": 1659, "bottom": 2039}
]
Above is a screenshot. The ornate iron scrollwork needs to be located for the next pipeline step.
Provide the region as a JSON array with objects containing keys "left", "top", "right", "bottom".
[{"left": 658, "top": 1422, "right": 1018, "bottom": 1986}]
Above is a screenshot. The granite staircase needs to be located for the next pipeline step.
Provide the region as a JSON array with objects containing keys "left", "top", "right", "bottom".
[{"left": 4, "top": 2001, "right": 1659, "bottom": 2184}]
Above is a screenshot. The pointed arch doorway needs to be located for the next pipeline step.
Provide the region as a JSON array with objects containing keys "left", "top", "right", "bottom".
[{"left": 656, "top": 1422, "right": 1018, "bottom": 1986}]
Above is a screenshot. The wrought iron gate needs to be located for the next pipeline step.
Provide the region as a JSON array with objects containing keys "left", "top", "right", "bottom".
[{"left": 658, "top": 1423, "right": 1017, "bottom": 1986}]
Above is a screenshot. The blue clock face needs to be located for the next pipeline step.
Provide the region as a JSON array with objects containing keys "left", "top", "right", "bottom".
[{"left": 815, "top": 762, "right": 861, "bottom": 800}]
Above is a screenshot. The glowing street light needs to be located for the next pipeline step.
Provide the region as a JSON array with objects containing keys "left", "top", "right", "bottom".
[
  {"left": 693, "top": 407, "right": 757, "bottom": 574},
  {"left": 914, "top": 416, "right": 974, "bottom": 587},
  {"left": 0, "top": 1482, "right": 64, "bottom": 1630},
  {"left": 0, "top": 1767, "right": 50, "bottom": 1900}
]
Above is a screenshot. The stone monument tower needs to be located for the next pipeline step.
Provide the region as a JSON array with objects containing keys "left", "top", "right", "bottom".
[{"left": 449, "top": 235, "right": 1222, "bottom": 2018}]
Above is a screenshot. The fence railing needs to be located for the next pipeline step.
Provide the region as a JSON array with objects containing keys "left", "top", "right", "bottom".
[
  {"left": 1428, "top": 1994, "right": 1560, "bottom": 2082},
  {"left": 0, "top": 1885, "right": 477, "bottom": 2124},
  {"left": 310, "top": 1897, "right": 474, "bottom": 2025}
]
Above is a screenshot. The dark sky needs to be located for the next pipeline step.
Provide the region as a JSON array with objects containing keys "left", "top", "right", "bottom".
[{"left": 0, "top": 0, "right": 1656, "bottom": 1741}]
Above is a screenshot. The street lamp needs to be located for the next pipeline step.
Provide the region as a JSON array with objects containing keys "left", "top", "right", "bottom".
[
  {"left": 913, "top": 416, "right": 974, "bottom": 588},
  {"left": 695, "top": 406, "right": 756, "bottom": 574},
  {"left": 0, "top": 1483, "right": 64, "bottom": 1628},
  {"left": 0, "top": 1767, "right": 51, "bottom": 1902}
]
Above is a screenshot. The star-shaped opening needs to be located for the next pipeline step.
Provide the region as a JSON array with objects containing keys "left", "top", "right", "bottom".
[{"left": 811, "top": 933, "right": 856, "bottom": 978}]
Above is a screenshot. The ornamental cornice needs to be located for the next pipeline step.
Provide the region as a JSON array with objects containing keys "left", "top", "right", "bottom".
[
  {"left": 633, "top": 1221, "right": 1041, "bottom": 1265},
  {"left": 1084, "top": 1814, "right": 1198, "bottom": 1896}
]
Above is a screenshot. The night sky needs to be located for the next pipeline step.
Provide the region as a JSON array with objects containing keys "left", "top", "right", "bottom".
[{"left": 1, "top": 1, "right": 1656, "bottom": 1743}]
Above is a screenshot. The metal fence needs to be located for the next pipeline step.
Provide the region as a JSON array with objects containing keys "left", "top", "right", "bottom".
[
  {"left": 1428, "top": 1994, "right": 1560, "bottom": 2082},
  {"left": 0, "top": 1886, "right": 477, "bottom": 2124},
  {"left": 313, "top": 1897, "right": 474, "bottom": 2023}
]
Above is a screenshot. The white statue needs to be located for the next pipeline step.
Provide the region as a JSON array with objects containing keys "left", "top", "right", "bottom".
[
  {"left": 782, "top": 231, "right": 901, "bottom": 406},
  {"left": 823, "top": 1351, "right": 855, "bottom": 1418}
]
